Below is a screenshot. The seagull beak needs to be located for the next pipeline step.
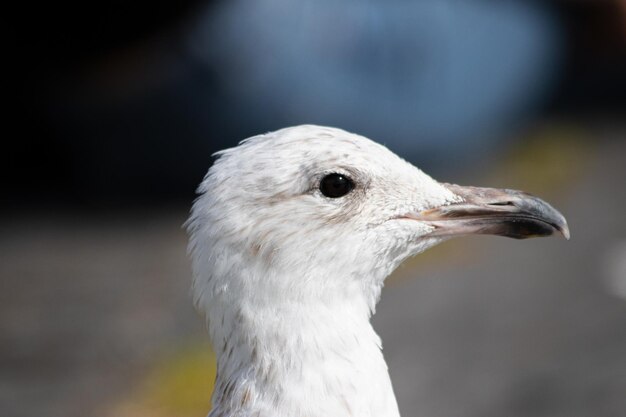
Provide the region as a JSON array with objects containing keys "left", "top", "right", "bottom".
[{"left": 408, "top": 183, "right": 570, "bottom": 240}]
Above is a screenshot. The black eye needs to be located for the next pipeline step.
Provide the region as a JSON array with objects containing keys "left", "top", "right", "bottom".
[{"left": 319, "top": 173, "right": 355, "bottom": 198}]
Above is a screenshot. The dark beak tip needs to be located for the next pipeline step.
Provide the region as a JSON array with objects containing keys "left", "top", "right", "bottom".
[
  {"left": 543, "top": 204, "right": 570, "bottom": 240},
  {"left": 558, "top": 223, "right": 571, "bottom": 240}
]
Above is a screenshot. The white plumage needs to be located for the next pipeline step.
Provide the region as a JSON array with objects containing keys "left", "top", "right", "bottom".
[{"left": 187, "top": 125, "right": 568, "bottom": 417}]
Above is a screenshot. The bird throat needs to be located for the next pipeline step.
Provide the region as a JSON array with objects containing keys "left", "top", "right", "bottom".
[{"left": 207, "top": 284, "right": 401, "bottom": 417}]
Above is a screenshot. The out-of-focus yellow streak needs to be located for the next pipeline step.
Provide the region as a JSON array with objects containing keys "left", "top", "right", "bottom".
[
  {"left": 488, "top": 124, "right": 592, "bottom": 194},
  {"left": 107, "top": 342, "right": 216, "bottom": 417}
]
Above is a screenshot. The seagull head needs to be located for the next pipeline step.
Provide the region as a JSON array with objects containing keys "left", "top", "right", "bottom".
[{"left": 188, "top": 125, "right": 569, "bottom": 313}]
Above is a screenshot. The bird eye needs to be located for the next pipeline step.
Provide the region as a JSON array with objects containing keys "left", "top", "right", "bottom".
[{"left": 319, "top": 173, "right": 355, "bottom": 198}]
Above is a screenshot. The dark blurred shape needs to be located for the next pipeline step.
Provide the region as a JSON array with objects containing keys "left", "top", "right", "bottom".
[
  {"left": 9, "top": 0, "right": 210, "bottom": 208},
  {"left": 549, "top": 1, "right": 626, "bottom": 115},
  {"left": 7, "top": 1, "right": 625, "bottom": 208}
]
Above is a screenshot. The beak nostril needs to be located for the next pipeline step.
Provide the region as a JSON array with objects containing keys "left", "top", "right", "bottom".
[{"left": 489, "top": 201, "right": 515, "bottom": 207}]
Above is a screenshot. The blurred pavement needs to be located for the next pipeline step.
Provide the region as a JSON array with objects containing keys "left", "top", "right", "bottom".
[{"left": 1, "top": 127, "right": 625, "bottom": 417}]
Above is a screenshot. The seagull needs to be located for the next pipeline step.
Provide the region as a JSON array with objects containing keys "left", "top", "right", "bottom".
[{"left": 187, "top": 125, "right": 569, "bottom": 417}]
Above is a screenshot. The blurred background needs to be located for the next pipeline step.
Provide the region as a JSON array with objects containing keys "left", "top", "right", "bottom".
[{"left": 3, "top": 1, "right": 625, "bottom": 416}]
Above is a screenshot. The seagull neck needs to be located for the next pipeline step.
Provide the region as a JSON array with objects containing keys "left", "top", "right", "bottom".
[{"left": 208, "top": 284, "right": 400, "bottom": 417}]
